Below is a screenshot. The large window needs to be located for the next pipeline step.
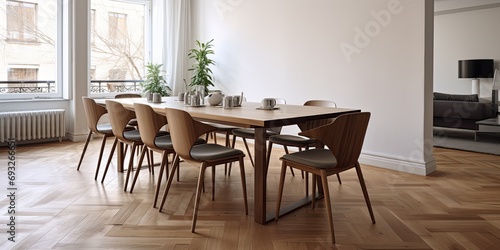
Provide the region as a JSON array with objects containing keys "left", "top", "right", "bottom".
[
  {"left": 0, "top": 0, "right": 61, "bottom": 98},
  {"left": 90, "top": 0, "right": 150, "bottom": 95}
]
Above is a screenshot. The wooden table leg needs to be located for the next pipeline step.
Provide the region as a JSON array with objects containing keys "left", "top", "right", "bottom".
[
  {"left": 117, "top": 141, "right": 124, "bottom": 172},
  {"left": 254, "top": 127, "right": 267, "bottom": 224}
]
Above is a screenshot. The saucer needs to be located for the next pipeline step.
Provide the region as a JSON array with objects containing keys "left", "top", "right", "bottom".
[{"left": 256, "top": 107, "right": 279, "bottom": 110}]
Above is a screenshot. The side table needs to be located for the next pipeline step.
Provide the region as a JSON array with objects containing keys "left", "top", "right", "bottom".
[{"left": 475, "top": 117, "right": 500, "bottom": 141}]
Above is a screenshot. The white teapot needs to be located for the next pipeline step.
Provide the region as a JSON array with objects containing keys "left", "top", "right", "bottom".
[{"left": 207, "top": 91, "right": 223, "bottom": 106}]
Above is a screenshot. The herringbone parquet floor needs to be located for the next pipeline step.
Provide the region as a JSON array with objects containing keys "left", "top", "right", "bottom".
[{"left": 1, "top": 138, "right": 500, "bottom": 249}]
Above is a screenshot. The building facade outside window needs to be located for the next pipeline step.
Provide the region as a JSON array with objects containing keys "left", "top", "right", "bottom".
[
  {"left": 0, "top": 0, "right": 60, "bottom": 99},
  {"left": 90, "top": 0, "right": 150, "bottom": 95},
  {"left": 0, "top": 0, "right": 151, "bottom": 99}
]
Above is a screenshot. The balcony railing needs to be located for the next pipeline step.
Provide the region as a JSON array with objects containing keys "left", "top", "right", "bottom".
[
  {"left": 0, "top": 80, "right": 56, "bottom": 93},
  {"left": 90, "top": 80, "right": 143, "bottom": 93},
  {"left": 0, "top": 80, "right": 143, "bottom": 94}
]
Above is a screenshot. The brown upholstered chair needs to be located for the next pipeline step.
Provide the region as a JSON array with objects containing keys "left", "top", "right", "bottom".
[
  {"left": 267, "top": 100, "right": 339, "bottom": 184},
  {"left": 102, "top": 100, "right": 149, "bottom": 191},
  {"left": 159, "top": 108, "right": 248, "bottom": 232},
  {"left": 275, "top": 112, "right": 375, "bottom": 243},
  {"left": 78, "top": 97, "right": 117, "bottom": 180},
  {"left": 129, "top": 103, "right": 175, "bottom": 207}
]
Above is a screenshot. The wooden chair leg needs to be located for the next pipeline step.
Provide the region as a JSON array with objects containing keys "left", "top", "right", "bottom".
[
  {"left": 130, "top": 146, "right": 147, "bottom": 193},
  {"left": 242, "top": 138, "right": 255, "bottom": 167},
  {"left": 283, "top": 146, "right": 295, "bottom": 176},
  {"left": 159, "top": 154, "right": 180, "bottom": 212},
  {"left": 94, "top": 134, "right": 109, "bottom": 180},
  {"left": 211, "top": 165, "right": 216, "bottom": 201},
  {"left": 275, "top": 160, "right": 288, "bottom": 222},
  {"left": 305, "top": 171, "right": 309, "bottom": 197},
  {"left": 320, "top": 170, "right": 335, "bottom": 243},
  {"left": 228, "top": 135, "right": 238, "bottom": 176},
  {"left": 192, "top": 163, "right": 208, "bottom": 233},
  {"left": 311, "top": 174, "right": 316, "bottom": 209},
  {"left": 224, "top": 132, "right": 231, "bottom": 175},
  {"left": 266, "top": 141, "right": 273, "bottom": 170},
  {"left": 101, "top": 138, "right": 118, "bottom": 183},
  {"left": 336, "top": 174, "right": 342, "bottom": 184},
  {"left": 77, "top": 131, "right": 92, "bottom": 170},
  {"left": 176, "top": 158, "right": 180, "bottom": 182},
  {"left": 239, "top": 157, "right": 248, "bottom": 214},
  {"left": 355, "top": 162, "right": 376, "bottom": 224},
  {"left": 153, "top": 152, "right": 168, "bottom": 208},
  {"left": 123, "top": 143, "right": 137, "bottom": 191},
  {"left": 149, "top": 149, "right": 154, "bottom": 175},
  {"left": 299, "top": 147, "right": 305, "bottom": 179}
]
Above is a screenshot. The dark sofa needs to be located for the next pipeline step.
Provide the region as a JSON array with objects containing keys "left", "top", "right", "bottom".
[{"left": 433, "top": 92, "right": 495, "bottom": 130}]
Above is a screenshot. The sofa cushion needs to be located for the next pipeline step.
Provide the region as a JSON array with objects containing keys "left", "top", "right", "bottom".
[{"left": 433, "top": 92, "right": 479, "bottom": 102}]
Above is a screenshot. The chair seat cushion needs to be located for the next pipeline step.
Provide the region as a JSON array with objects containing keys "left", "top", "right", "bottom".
[
  {"left": 96, "top": 123, "right": 113, "bottom": 134},
  {"left": 154, "top": 135, "right": 173, "bottom": 149},
  {"left": 269, "top": 134, "right": 316, "bottom": 146},
  {"left": 123, "top": 130, "right": 142, "bottom": 142},
  {"left": 232, "top": 128, "right": 278, "bottom": 138},
  {"left": 154, "top": 134, "right": 204, "bottom": 149},
  {"left": 190, "top": 144, "right": 243, "bottom": 161},
  {"left": 281, "top": 148, "right": 337, "bottom": 169}
]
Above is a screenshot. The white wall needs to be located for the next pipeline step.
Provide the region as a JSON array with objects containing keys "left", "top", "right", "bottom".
[
  {"left": 191, "top": 0, "right": 435, "bottom": 175},
  {"left": 434, "top": 6, "right": 500, "bottom": 97}
]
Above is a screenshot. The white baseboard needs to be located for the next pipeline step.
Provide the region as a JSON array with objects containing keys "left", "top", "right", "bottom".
[
  {"left": 67, "top": 132, "right": 89, "bottom": 142},
  {"left": 359, "top": 152, "right": 436, "bottom": 176}
]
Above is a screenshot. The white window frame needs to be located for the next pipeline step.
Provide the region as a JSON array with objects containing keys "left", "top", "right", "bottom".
[
  {"left": 89, "top": 0, "right": 151, "bottom": 98},
  {"left": 0, "top": 0, "right": 64, "bottom": 100}
]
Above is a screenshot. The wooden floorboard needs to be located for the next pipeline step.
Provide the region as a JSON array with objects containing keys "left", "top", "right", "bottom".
[{"left": 1, "top": 139, "right": 500, "bottom": 249}]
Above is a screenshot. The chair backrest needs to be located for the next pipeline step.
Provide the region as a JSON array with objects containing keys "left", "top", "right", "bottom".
[
  {"left": 300, "top": 112, "right": 370, "bottom": 169},
  {"left": 106, "top": 100, "right": 137, "bottom": 142},
  {"left": 115, "top": 93, "right": 142, "bottom": 98},
  {"left": 134, "top": 103, "right": 167, "bottom": 149},
  {"left": 82, "top": 97, "right": 108, "bottom": 133},
  {"left": 164, "top": 108, "right": 215, "bottom": 161},
  {"left": 298, "top": 100, "right": 337, "bottom": 132},
  {"left": 304, "top": 100, "right": 337, "bottom": 108}
]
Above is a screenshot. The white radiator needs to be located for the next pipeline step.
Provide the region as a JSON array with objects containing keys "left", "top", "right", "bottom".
[{"left": 0, "top": 109, "right": 65, "bottom": 143}]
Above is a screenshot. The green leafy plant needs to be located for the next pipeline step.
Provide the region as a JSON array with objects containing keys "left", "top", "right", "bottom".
[
  {"left": 141, "top": 63, "right": 171, "bottom": 96},
  {"left": 188, "top": 39, "right": 215, "bottom": 95}
]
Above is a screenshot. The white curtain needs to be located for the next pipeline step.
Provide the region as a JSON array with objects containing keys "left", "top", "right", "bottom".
[{"left": 151, "top": 0, "right": 191, "bottom": 95}]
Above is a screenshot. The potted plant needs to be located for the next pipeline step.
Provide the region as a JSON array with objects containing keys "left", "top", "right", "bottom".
[
  {"left": 141, "top": 63, "right": 171, "bottom": 103},
  {"left": 188, "top": 39, "right": 215, "bottom": 96}
]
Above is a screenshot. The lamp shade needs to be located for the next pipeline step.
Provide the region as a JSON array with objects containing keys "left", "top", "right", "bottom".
[{"left": 458, "top": 59, "right": 494, "bottom": 78}]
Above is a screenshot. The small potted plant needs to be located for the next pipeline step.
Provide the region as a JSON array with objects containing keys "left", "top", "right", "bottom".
[
  {"left": 141, "top": 63, "right": 171, "bottom": 103},
  {"left": 188, "top": 39, "right": 215, "bottom": 96}
]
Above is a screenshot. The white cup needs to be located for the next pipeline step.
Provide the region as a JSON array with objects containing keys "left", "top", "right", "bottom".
[
  {"left": 261, "top": 98, "right": 276, "bottom": 109},
  {"left": 223, "top": 96, "right": 234, "bottom": 108}
]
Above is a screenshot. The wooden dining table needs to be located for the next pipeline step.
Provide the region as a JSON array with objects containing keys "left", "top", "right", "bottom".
[{"left": 95, "top": 97, "right": 360, "bottom": 224}]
